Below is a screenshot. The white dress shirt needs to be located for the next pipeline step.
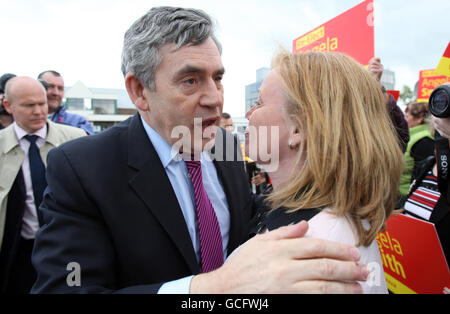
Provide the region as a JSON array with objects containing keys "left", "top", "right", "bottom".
[
  {"left": 140, "top": 117, "right": 230, "bottom": 293},
  {"left": 13, "top": 122, "right": 48, "bottom": 239}
]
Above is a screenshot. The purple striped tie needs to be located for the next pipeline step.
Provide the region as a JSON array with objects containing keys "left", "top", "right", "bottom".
[{"left": 185, "top": 160, "right": 224, "bottom": 272}]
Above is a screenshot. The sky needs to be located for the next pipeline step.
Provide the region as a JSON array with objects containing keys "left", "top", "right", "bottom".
[{"left": 1, "top": 0, "right": 449, "bottom": 117}]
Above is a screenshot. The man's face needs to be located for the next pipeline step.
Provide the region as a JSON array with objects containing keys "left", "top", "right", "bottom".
[
  {"left": 40, "top": 72, "right": 64, "bottom": 113},
  {"left": 143, "top": 37, "right": 224, "bottom": 154},
  {"left": 4, "top": 79, "right": 48, "bottom": 133},
  {"left": 220, "top": 118, "right": 234, "bottom": 133}
]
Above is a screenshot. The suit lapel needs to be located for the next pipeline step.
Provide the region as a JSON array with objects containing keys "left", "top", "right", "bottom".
[
  {"left": 213, "top": 159, "right": 244, "bottom": 256},
  {"left": 127, "top": 114, "right": 200, "bottom": 274},
  {"left": 0, "top": 126, "right": 25, "bottom": 199},
  {"left": 212, "top": 128, "right": 248, "bottom": 255}
]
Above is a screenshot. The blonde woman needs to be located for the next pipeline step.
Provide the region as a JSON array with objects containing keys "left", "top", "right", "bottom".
[{"left": 245, "top": 51, "right": 404, "bottom": 293}]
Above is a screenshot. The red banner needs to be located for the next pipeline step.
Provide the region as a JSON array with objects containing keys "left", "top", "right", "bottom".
[
  {"left": 436, "top": 42, "right": 450, "bottom": 77},
  {"left": 376, "top": 214, "right": 449, "bottom": 294},
  {"left": 292, "top": 0, "right": 374, "bottom": 65},
  {"left": 387, "top": 90, "right": 400, "bottom": 101},
  {"left": 416, "top": 69, "right": 450, "bottom": 102}
]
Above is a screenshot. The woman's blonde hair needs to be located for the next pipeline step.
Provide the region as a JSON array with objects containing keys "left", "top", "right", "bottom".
[{"left": 267, "top": 51, "right": 404, "bottom": 247}]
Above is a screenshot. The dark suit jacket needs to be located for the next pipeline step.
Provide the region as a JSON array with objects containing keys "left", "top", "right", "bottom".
[
  {"left": 31, "top": 114, "right": 255, "bottom": 293},
  {"left": 0, "top": 169, "right": 26, "bottom": 293}
]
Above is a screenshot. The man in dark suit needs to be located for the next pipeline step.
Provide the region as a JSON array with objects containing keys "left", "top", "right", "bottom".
[{"left": 31, "top": 6, "right": 368, "bottom": 294}]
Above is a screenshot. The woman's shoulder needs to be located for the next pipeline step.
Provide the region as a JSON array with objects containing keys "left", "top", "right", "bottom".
[
  {"left": 306, "top": 209, "right": 388, "bottom": 294},
  {"left": 305, "top": 209, "right": 358, "bottom": 245},
  {"left": 305, "top": 210, "right": 381, "bottom": 263}
]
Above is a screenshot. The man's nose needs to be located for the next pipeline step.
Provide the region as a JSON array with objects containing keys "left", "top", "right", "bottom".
[
  {"left": 32, "top": 104, "right": 43, "bottom": 114},
  {"left": 200, "top": 79, "right": 223, "bottom": 108},
  {"left": 48, "top": 87, "right": 57, "bottom": 95}
]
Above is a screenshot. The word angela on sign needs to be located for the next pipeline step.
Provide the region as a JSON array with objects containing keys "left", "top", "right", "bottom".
[
  {"left": 376, "top": 231, "right": 406, "bottom": 279},
  {"left": 310, "top": 37, "right": 339, "bottom": 52}
]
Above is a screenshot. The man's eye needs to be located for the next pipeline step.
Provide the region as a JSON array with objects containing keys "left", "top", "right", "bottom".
[{"left": 184, "top": 78, "right": 196, "bottom": 85}]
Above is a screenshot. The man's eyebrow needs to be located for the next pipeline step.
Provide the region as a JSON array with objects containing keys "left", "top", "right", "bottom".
[{"left": 174, "top": 65, "right": 225, "bottom": 79}]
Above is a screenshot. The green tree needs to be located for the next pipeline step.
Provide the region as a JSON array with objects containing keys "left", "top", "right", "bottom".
[{"left": 399, "top": 85, "right": 414, "bottom": 104}]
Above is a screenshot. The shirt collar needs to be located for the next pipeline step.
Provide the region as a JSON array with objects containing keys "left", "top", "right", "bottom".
[
  {"left": 13, "top": 122, "right": 47, "bottom": 141},
  {"left": 140, "top": 116, "right": 213, "bottom": 168},
  {"left": 140, "top": 116, "right": 180, "bottom": 168}
]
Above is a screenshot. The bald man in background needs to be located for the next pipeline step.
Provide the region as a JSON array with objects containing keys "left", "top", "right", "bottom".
[{"left": 0, "top": 77, "right": 85, "bottom": 294}]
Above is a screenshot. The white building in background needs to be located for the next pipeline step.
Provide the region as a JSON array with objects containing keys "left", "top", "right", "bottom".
[
  {"left": 63, "top": 81, "right": 137, "bottom": 133},
  {"left": 380, "top": 68, "right": 396, "bottom": 91},
  {"left": 245, "top": 67, "right": 270, "bottom": 113},
  {"left": 230, "top": 116, "right": 249, "bottom": 144}
]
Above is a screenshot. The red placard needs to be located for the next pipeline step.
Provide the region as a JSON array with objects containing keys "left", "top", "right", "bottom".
[
  {"left": 376, "top": 214, "right": 449, "bottom": 294},
  {"left": 292, "top": 0, "right": 374, "bottom": 65},
  {"left": 387, "top": 90, "right": 400, "bottom": 101},
  {"left": 436, "top": 42, "right": 450, "bottom": 77},
  {"left": 416, "top": 69, "right": 450, "bottom": 102}
]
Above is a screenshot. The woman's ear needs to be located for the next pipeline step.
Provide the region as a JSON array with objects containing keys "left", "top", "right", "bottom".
[
  {"left": 419, "top": 115, "right": 425, "bottom": 125},
  {"left": 289, "top": 126, "right": 303, "bottom": 149},
  {"left": 125, "top": 73, "right": 149, "bottom": 112}
]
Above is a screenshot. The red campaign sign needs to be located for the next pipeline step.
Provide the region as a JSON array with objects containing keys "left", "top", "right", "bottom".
[
  {"left": 376, "top": 214, "right": 449, "bottom": 294},
  {"left": 387, "top": 90, "right": 400, "bottom": 101},
  {"left": 292, "top": 0, "right": 374, "bottom": 65},
  {"left": 436, "top": 42, "right": 450, "bottom": 77},
  {"left": 416, "top": 69, "right": 450, "bottom": 102}
]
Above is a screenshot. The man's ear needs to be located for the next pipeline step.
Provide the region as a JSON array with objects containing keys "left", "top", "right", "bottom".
[
  {"left": 125, "top": 73, "right": 149, "bottom": 111},
  {"left": 3, "top": 99, "right": 13, "bottom": 115}
]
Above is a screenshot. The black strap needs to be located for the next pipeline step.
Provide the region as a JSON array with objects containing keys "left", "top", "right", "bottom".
[
  {"left": 407, "top": 155, "right": 436, "bottom": 199},
  {"left": 435, "top": 132, "right": 450, "bottom": 203}
]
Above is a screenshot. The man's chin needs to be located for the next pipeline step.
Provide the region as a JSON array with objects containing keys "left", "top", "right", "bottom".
[
  {"left": 202, "top": 136, "right": 216, "bottom": 152},
  {"left": 48, "top": 102, "right": 61, "bottom": 113},
  {"left": 24, "top": 121, "right": 46, "bottom": 133}
]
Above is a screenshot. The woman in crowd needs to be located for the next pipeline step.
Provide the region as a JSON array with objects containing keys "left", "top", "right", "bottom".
[
  {"left": 403, "top": 114, "right": 450, "bottom": 264},
  {"left": 398, "top": 101, "right": 434, "bottom": 205},
  {"left": 244, "top": 50, "right": 404, "bottom": 293}
]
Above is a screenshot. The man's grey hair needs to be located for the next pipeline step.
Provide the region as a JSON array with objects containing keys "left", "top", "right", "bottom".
[{"left": 121, "top": 6, "right": 222, "bottom": 91}]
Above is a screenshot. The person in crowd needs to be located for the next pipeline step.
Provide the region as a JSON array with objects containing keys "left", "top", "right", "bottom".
[
  {"left": 0, "top": 106, "right": 12, "bottom": 130},
  {"left": 0, "top": 77, "right": 86, "bottom": 294},
  {"left": 251, "top": 170, "right": 272, "bottom": 195},
  {"left": 219, "top": 112, "right": 234, "bottom": 133},
  {"left": 0, "top": 73, "right": 16, "bottom": 129},
  {"left": 398, "top": 102, "right": 434, "bottom": 203},
  {"left": 221, "top": 111, "right": 272, "bottom": 194},
  {"left": 368, "top": 57, "right": 410, "bottom": 152},
  {"left": 245, "top": 50, "right": 404, "bottom": 293},
  {"left": 37, "top": 70, "right": 94, "bottom": 135},
  {"left": 30, "top": 7, "right": 368, "bottom": 294},
  {"left": 403, "top": 113, "right": 450, "bottom": 263}
]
